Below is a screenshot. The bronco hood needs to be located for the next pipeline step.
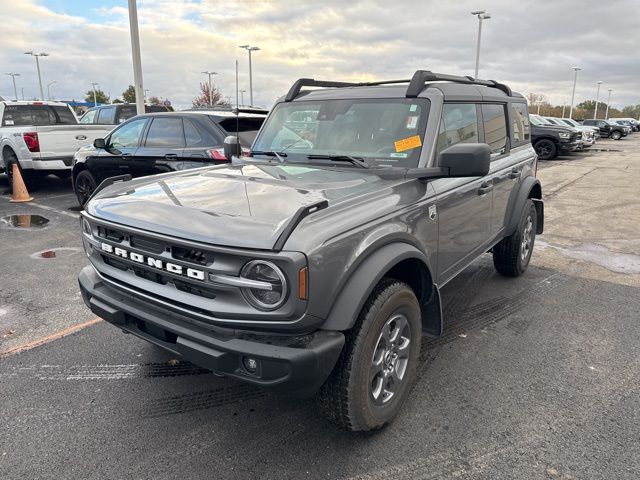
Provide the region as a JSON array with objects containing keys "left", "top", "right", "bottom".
[{"left": 87, "top": 163, "right": 402, "bottom": 250}]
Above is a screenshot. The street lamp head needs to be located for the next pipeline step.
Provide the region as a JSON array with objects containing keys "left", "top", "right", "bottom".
[
  {"left": 596, "top": 81, "right": 603, "bottom": 85},
  {"left": 39, "top": 52, "right": 49, "bottom": 57},
  {"left": 238, "top": 44, "right": 250, "bottom": 49},
  {"left": 481, "top": 13, "right": 491, "bottom": 19},
  {"left": 248, "top": 46, "right": 260, "bottom": 51},
  {"left": 572, "top": 66, "right": 581, "bottom": 71},
  {"left": 471, "top": 10, "right": 486, "bottom": 15},
  {"left": 24, "top": 51, "right": 34, "bottom": 55}
]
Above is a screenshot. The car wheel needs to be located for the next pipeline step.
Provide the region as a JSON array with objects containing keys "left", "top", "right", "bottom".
[
  {"left": 610, "top": 131, "right": 622, "bottom": 140},
  {"left": 533, "top": 139, "right": 557, "bottom": 160},
  {"left": 316, "top": 279, "right": 421, "bottom": 431},
  {"left": 493, "top": 200, "right": 537, "bottom": 277},
  {"left": 74, "top": 170, "right": 98, "bottom": 206},
  {"left": 4, "top": 152, "right": 35, "bottom": 190}
]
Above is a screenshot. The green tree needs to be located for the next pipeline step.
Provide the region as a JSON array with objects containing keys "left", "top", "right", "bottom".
[
  {"left": 621, "top": 104, "right": 640, "bottom": 119},
  {"left": 148, "top": 96, "right": 161, "bottom": 105},
  {"left": 112, "top": 98, "right": 123, "bottom": 104},
  {"left": 122, "top": 85, "right": 136, "bottom": 103},
  {"left": 192, "top": 82, "right": 224, "bottom": 107},
  {"left": 84, "top": 89, "right": 109, "bottom": 104}
]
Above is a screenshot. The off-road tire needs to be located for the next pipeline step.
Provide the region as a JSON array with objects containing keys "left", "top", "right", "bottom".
[
  {"left": 316, "top": 279, "right": 421, "bottom": 431},
  {"left": 493, "top": 200, "right": 537, "bottom": 277},
  {"left": 74, "top": 170, "right": 98, "bottom": 206},
  {"left": 610, "top": 130, "right": 622, "bottom": 140},
  {"left": 533, "top": 139, "right": 557, "bottom": 160}
]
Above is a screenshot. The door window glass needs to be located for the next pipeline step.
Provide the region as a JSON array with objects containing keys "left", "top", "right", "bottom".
[
  {"left": 51, "top": 106, "right": 77, "bottom": 124},
  {"left": 109, "top": 118, "right": 147, "bottom": 149},
  {"left": 80, "top": 110, "right": 97, "bottom": 124},
  {"left": 184, "top": 119, "right": 203, "bottom": 146},
  {"left": 97, "top": 107, "right": 116, "bottom": 124},
  {"left": 144, "top": 117, "right": 185, "bottom": 148},
  {"left": 481, "top": 104, "right": 507, "bottom": 155},
  {"left": 437, "top": 104, "right": 479, "bottom": 152},
  {"left": 117, "top": 106, "right": 137, "bottom": 124}
]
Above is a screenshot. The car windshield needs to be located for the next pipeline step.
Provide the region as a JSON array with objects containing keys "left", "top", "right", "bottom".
[
  {"left": 252, "top": 98, "right": 430, "bottom": 168},
  {"left": 529, "top": 114, "right": 553, "bottom": 126},
  {"left": 562, "top": 118, "right": 578, "bottom": 127},
  {"left": 545, "top": 118, "right": 563, "bottom": 125}
]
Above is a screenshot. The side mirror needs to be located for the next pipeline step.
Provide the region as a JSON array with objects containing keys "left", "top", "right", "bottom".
[
  {"left": 94, "top": 138, "right": 106, "bottom": 149},
  {"left": 223, "top": 135, "right": 242, "bottom": 161},
  {"left": 436, "top": 143, "right": 490, "bottom": 177}
]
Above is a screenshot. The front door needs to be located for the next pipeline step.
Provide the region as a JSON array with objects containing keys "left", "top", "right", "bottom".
[{"left": 132, "top": 116, "right": 186, "bottom": 177}]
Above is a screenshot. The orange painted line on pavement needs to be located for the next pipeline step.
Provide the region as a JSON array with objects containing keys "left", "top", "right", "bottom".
[{"left": 0, "top": 317, "right": 102, "bottom": 358}]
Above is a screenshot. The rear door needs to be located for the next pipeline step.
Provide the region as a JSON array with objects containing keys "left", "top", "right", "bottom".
[
  {"left": 131, "top": 116, "right": 185, "bottom": 177},
  {"left": 432, "top": 103, "right": 493, "bottom": 284},
  {"left": 84, "top": 117, "right": 147, "bottom": 182}
]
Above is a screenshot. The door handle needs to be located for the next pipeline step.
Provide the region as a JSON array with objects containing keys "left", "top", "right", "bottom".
[
  {"left": 164, "top": 154, "right": 178, "bottom": 159},
  {"left": 477, "top": 181, "right": 493, "bottom": 196},
  {"left": 509, "top": 167, "right": 521, "bottom": 179}
]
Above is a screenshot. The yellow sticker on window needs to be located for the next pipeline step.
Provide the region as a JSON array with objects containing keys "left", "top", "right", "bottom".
[{"left": 394, "top": 135, "right": 422, "bottom": 153}]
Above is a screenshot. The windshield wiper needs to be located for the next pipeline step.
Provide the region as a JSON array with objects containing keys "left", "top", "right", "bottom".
[
  {"left": 306, "top": 154, "right": 369, "bottom": 169},
  {"left": 251, "top": 150, "right": 287, "bottom": 163}
]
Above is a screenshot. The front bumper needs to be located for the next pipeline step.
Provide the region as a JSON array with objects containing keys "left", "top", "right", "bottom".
[
  {"left": 79, "top": 266, "right": 344, "bottom": 397},
  {"left": 558, "top": 140, "right": 581, "bottom": 152}
]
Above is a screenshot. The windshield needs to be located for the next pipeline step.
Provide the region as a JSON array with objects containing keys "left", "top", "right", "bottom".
[
  {"left": 252, "top": 98, "right": 430, "bottom": 168},
  {"left": 529, "top": 114, "right": 552, "bottom": 126},
  {"left": 562, "top": 118, "right": 578, "bottom": 127}
]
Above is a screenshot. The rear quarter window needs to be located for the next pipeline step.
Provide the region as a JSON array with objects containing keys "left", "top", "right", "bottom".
[{"left": 510, "top": 103, "right": 530, "bottom": 146}]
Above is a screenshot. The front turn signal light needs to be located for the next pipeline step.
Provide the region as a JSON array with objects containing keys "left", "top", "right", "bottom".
[{"left": 298, "top": 267, "right": 308, "bottom": 300}]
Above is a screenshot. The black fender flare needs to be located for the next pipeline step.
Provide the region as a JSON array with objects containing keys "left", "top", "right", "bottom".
[
  {"left": 321, "top": 242, "right": 442, "bottom": 336},
  {"left": 505, "top": 177, "right": 544, "bottom": 236}
]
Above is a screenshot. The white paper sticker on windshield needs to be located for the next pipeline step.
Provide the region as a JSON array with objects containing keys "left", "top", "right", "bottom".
[
  {"left": 5, "top": 120, "right": 14, "bottom": 125},
  {"left": 406, "top": 116, "right": 418, "bottom": 129},
  {"left": 409, "top": 104, "right": 418, "bottom": 112},
  {"left": 389, "top": 152, "right": 408, "bottom": 158}
]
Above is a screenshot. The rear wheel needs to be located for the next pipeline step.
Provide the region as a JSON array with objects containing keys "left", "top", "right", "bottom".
[
  {"left": 493, "top": 200, "right": 537, "bottom": 277},
  {"left": 4, "top": 151, "right": 35, "bottom": 190},
  {"left": 74, "top": 170, "right": 98, "bottom": 206},
  {"left": 533, "top": 139, "right": 557, "bottom": 160},
  {"left": 610, "top": 131, "right": 622, "bottom": 140},
  {"left": 317, "top": 279, "right": 421, "bottom": 431}
]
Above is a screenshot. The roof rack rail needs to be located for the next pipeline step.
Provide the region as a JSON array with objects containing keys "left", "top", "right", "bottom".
[
  {"left": 406, "top": 70, "right": 512, "bottom": 97},
  {"left": 284, "top": 70, "right": 513, "bottom": 102}
]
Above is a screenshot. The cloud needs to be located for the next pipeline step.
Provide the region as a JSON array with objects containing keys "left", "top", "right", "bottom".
[{"left": 2, "top": 0, "right": 639, "bottom": 110}]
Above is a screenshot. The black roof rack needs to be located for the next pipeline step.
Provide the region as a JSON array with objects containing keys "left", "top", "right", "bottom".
[{"left": 284, "top": 70, "right": 513, "bottom": 102}]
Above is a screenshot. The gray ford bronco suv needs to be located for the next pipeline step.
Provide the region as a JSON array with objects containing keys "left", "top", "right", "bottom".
[{"left": 78, "top": 71, "right": 543, "bottom": 431}]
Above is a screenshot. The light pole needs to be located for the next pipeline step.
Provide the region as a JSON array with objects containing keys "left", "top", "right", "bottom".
[
  {"left": 201, "top": 71, "right": 219, "bottom": 106},
  {"left": 536, "top": 95, "right": 543, "bottom": 115},
  {"left": 239, "top": 45, "right": 260, "bottom": 105},
  {"left": 90, "top": 82, "right": 100, "bottom": 106},
  {"left": 24, "top": 51, "right": 49, "bottom": 101},
  {"left": 593, "top": 81, "right": 603, "bottom": 119},
  {"left": 568, "top": 66, "right": 581, "bottom": 119},
  {"left": 471, "top": 11, "right": 491, "bottom": 78},
  {"left": 144, "top": 88, "right": 149, "bottom": 102},
  {"left": 604, "top": 89, "right": 613, "bottom": 119},
  {"left": 239, "top": 89, "right": 246, "bottom": 106},
  {"left": 127, "top": 0, "right": 145, "bottom": 115},
  {"left": 5, "top": 73, "right": 20, "bottom": 101},
  {"left": 47, "top": 80, "right": 57, "bottom": 100},
  {"left": 561, "top": 102, "right": 567, "bottom": 118}
]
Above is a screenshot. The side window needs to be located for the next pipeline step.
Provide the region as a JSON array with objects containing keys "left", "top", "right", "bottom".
[
  {"left": 437, "top": 103, "right": 479, "bottom": 152},
  {"left": 109, "top": 118, "right": 147, "bottom": 149},
  {"left": 2, "top": 106, "right": 34, "bottom": 126},
  {"left": 184, "top": 119, "right": 203, "bottom": 146},
  {"left": 97, "top": 107, "right": 116, "bottom": 124},
  {"left": 481, "top": 104, "right": 507, "bottom": 155},
  {"left": 144, "top": 117, "right": 185, "bottom": 148},
  {"left": 117, "top": 106, "right": 137, "bottom": 124},
  {"left": 80, "top": 110, "right": 97, "bottom": 124},
  {"left": 50, "top": 106, "right": 77, "bottom": 125},
  {"left": 30, "top": 106, "right": 54, "bottom": 125},
  {"left": 510, "top": 103, "right": 530, "bottom": 145}
]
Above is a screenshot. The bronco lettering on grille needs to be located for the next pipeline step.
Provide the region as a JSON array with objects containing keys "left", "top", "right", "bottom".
[{"left": 100, "top": 242, "right": 205, "bottom": 280}]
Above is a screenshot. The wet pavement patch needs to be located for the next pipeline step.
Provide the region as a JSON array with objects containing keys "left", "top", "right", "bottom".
[{"left": 1, "top": 214, "right": 49, "bottom": 228}]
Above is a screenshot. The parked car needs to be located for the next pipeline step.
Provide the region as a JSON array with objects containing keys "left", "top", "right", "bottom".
[
  {"left": 72, "top": 108, "right": 268, "bottom": 205},
  {"left": 0, "top": 101, "right": 113, "bottom": 186},
  {"left": 560, "top": 118, "right": 600, "bottom": 139},
  {"left": 77, "top": 70, "right": 544, "bottom": 431},
  {"left": 529, "top": 114, "right": 581, "bottom": 159},
  {"left": 79, "top": 103, "right": 171, "bottom": 125},
  {"left": 607, "top": 119, "right": 637, "bottom": 133},
  {"left": 582, "top": 119, "right": 628, "bottom": 140},
  {"left": 544, "top": 116, "right": 595, "bottom": 148}
]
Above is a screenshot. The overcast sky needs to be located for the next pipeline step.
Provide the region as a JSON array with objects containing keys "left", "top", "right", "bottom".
[{"left": 2, "top": 0, "right": 639, "bottom": 110}]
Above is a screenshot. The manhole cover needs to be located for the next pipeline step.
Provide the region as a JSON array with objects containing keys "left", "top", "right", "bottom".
[{"left": 1, "top": 214, "right": 49, "bottom": 228}]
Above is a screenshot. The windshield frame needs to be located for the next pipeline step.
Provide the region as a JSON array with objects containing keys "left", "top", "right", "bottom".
[{"left": 251, "top": 97, "right": 431, "bottom": 170}]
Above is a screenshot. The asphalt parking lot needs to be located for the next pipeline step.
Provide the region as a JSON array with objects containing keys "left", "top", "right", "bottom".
[{"left": 1, "top": 137, "right": 639, "bottom": 479}]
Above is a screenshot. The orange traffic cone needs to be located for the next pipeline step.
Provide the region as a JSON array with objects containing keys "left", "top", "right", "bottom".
[{"left": 10, "top": 163, "right": 33, "bottom": 203}]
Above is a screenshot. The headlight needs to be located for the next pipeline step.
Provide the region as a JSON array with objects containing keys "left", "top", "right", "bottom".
[
  {"left": 240, "top": 260, "right": 288, "bottom": 311},
  {"left": 558, "top": 132, "right": 571, "bottom": 139}
]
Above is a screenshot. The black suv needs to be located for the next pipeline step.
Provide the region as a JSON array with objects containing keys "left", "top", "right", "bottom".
[
  {"left": 529, "top": 114, "right": 581, "bottom": 160},
  {"left": 72, "top": 108, "right": 268, "bottom": 205},
  {"left": 78, "top": 71, "right": 543, "bottom": 431},
  {"left": 582, "top": 119, "right": 627, "bottom": 140}
]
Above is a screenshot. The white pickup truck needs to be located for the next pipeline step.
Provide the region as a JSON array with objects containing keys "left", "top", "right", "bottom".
[{"left": 0, "top": 101, "right": 113, "bottom": 185}]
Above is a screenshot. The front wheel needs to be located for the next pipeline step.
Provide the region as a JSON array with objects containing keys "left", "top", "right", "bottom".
[
  {"left": 317, "top": 279, "right": 421, "bottom": 431},
  {"left": 533, "top": 139, "right": 557, "bottom": 160},
  {"left": 610, "top": 131, "right": 622, "bottom": 140},
  {"left": 493, "top": 200, "right": 537, "bottom": 277},
  {"left": 74, "top": 170, "right": 98, "bottom": 206}
]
